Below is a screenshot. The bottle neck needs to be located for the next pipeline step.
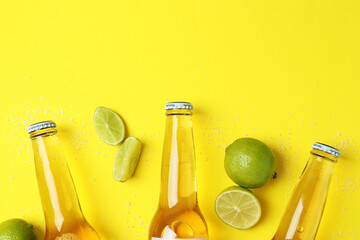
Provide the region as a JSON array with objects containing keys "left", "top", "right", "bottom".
[
  {"left": 30, "top": 130, "right": 84, "bottom": 232},
  {"left": 301, "top": 149, "right": 337, "bottom": 182},
  {"left": 159, "top": 109, "right": 198, "bottom": 209}
]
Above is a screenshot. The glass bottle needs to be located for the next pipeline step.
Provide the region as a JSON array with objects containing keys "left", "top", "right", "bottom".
[
  {"left": 272, "top": 142, "right": 340, "bottom": 240},
  {"left": 149, "top": 102, "right": 208, "bottom": 239},
  {"left": 28, "top": 121, "right": 101, "bottom": 240}
]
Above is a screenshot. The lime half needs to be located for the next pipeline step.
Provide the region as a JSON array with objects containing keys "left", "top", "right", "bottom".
[
  {"left": 113, "top": 137, "right": 142, "bottom": 182},
  {"left": 94, "top": 107, "right": 125, "bottom": 145},
  {"left": 215, "top": 186, "right": 261, "bottom": 229}
]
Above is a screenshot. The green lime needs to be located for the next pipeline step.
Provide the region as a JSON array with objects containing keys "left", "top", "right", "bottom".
[
  {"left": 0, "top": 219, "right": 37, "bottom": 240},
  {"left": 215, "top": 186, "right": 261, "bottom": 229},
  {"left": 94, "top": 107, "right": 125, "bottom": 145},
  {"left": 225, "top": 137, "right": 276, "bottom": 188},
  {"left": 113, "top": 137, "right": 142, "bottom": 182}
]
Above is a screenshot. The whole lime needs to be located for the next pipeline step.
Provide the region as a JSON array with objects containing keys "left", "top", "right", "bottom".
[
  {"left": 224, "top": 137, "right": 276, "bottom": 188},
  {"left": 0, "top": 219, "right": 37, "bottom": 240}
]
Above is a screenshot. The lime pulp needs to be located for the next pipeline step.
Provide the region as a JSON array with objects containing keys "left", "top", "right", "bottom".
[
  {"left": 215, "top": 186, "right": 261, "bottom": 229},
  {"left": 94, "top": 107, "right": 125, "bottom": 145}
]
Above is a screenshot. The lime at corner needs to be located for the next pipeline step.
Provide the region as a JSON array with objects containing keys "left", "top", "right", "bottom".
[
  {"left": 215, "top": 186, "right": 261, "bottom": 230},
  {"left": 0, "top": 219, "right": 37, "bottom": 240},
  {"left": 94, "top": 107, "right": 125, "bottom": 145},
  {"left": 225, "top": 137, "right": 276, "bottom": 188},
  {"left": 113, "top": 137, "right": 142, "bottom": 182}
]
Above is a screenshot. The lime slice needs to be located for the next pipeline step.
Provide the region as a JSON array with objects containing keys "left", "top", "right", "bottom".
[
  {"left": 113, "top": 137, "right": 142, "bottom": 182},
  {"left": 94, "top": 107, "right": 125, "bottom": 145},
  {"left": 215, "top": 186, "right": 261, "bottom": 229}
]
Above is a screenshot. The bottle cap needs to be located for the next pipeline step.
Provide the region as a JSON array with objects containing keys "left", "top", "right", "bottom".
[
  {"left": 27, "top": 121, "right": 56, "bottom": 134},
  {"left": 312, "top": 142, "right": 340, "bottom": 158},
  {"left": 165, "top": 102, "right": 193, "bottom": 110}
]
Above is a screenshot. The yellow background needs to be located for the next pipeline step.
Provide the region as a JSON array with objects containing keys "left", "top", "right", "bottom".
[{"left": 0, "top": 0, "right": 359, "bottom": 239}]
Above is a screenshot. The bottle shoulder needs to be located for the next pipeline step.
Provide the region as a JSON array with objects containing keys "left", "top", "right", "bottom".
[{"left": 44, "top": 220, "right": 100, "bottom": 240}]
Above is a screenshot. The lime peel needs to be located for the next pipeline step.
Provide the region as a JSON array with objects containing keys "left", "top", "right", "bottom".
[
  {"left": 0, "top": 218, "right": 37, "bottom": 240},
  {"left": 224, "top": 137, "right": 276, "bottom": 188},
  {"left": 113, "top": 137, "right": 142, "bottom": 182}
]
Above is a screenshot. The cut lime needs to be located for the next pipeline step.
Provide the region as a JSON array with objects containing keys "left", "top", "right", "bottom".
[
  {"left": 94, "top": 107, "right": 125, "bottom": 145},
  {"left": 215, "top": 186, "right": 261, "bottom": 229},
  {"left": 113, "top": 137, "right": 142, "bottom": 182}
]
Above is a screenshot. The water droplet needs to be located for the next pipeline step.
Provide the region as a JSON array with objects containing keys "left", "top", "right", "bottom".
[{"left": 297, "top": 225, "right": 304, "bottom": 233}]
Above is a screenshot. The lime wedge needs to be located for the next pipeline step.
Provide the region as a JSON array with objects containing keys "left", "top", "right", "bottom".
[
  {"left": 215, "top": 186, "right": 261, "bottom": 229},
  {"left": 94, "top": 107, "right": 125, "bottom": 145},
  {"left": 113, "top": 137, "right": 142, "bottom": 182}
]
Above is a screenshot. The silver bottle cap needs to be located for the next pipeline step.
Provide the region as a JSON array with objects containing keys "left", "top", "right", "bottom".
[
  {"left": 165, "top": 102, "right": 193, "bottom": 110},
  {"left": 27, "top": 121, "right": 56, "bottom": 134},
  {"left": 312, "top": 142, "right": 340, "bottom": 158}
]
